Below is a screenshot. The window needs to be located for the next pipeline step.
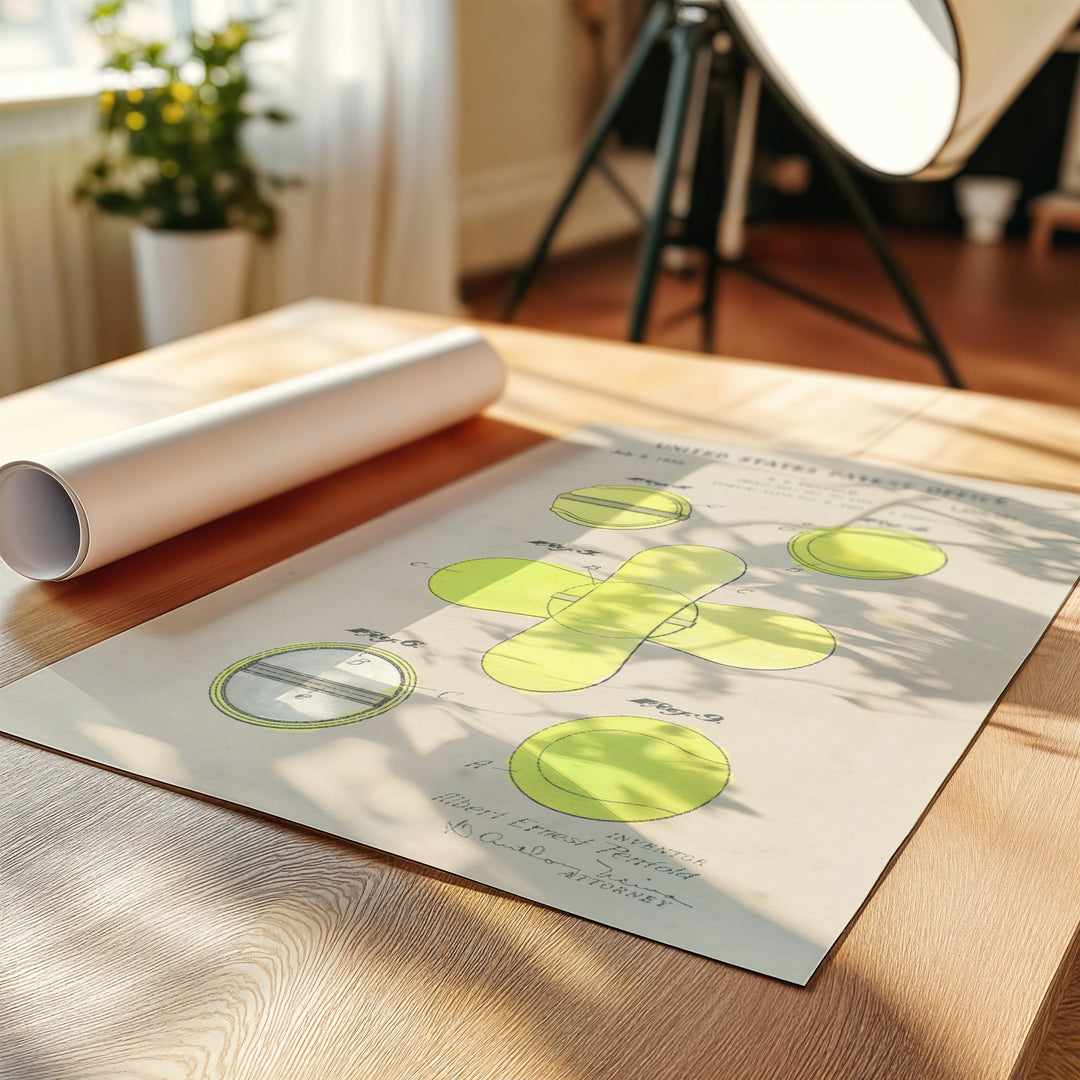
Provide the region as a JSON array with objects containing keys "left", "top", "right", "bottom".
[
  {"left": 0, "top": 0, "right": 258, "bottom": 103},
  {"left": 0, "top": 0, "right": 83, "bottom": 72}
]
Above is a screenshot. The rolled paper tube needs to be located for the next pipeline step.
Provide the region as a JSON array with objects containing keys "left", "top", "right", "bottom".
[{"left": 0, "top": 327, "right": 505, "bottom": 581}]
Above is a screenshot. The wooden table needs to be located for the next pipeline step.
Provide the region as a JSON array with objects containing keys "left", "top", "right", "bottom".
[{"left": 1, "top": 298, "right": 1078, "bottom": 1080}]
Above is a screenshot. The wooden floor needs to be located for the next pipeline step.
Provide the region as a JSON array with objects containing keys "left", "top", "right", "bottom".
[{"left": 465, "top": 222, "right": 1080, "bottom": 409}]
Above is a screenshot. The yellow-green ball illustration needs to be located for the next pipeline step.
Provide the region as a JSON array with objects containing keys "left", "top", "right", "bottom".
[
  {"left": 550, "top": 485, "right": 692, "bottom": 529},
  {"left": 509, "top": 715, "right": 730, "bottom": 822},
  {"left": 788, "top": 526, "right": 946, "bottom": 580}
]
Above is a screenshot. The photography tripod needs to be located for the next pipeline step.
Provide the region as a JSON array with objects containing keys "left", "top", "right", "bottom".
[{"left": 502, "top": 0, "right": 964, "bottom": 389}]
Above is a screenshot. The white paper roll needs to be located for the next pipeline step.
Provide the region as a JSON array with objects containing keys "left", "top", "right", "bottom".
[{"left": 0, "top": 327, "right": 505, "bottom": 581}]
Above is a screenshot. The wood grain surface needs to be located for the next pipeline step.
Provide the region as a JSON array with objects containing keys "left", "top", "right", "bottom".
[{"left": 1, "top": 298, "right": 1078, "bottom": 1080}]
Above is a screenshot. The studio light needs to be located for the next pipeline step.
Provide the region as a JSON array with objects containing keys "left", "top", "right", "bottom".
[{"left": 724, "top": 0, "right": 1080, "bottom": 179}]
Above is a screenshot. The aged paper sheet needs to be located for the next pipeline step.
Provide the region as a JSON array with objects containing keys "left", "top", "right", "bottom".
[{"left": 3, "top": 426, "right": 1078, "bottom": 984}]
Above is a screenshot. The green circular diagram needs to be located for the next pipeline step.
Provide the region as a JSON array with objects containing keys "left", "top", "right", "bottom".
[
  {"left": 508, "top": 715, "right": 730, "bottom": 822},
  {"left": 210, "top": 643, "right": 416, "bottom": 729},
  {"left": 788, "top": 526, "right": 946, "bottom": 580},
  {"left": 550, "top": 485, "right": 692, "bottom": 530}
]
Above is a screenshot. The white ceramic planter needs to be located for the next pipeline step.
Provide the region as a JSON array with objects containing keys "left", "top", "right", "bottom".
[{"left": 131, "top": 225, "right": 254, "bottom": 347}]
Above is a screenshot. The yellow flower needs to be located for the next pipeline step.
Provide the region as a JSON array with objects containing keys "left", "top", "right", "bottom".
[
  {"left": 99, "top": 91, "right": 115, "bottom": 111},
  {"left": 170, "top": 82, "right": 193, "bottom": 103},
  {"left": 220, "top": 24, "right": 246, "bottom": 49},
  {"left": 162, "top": 102, "right": 185, "bottom": 124},
  {"left": 125, "top": 112, "right": 146, "bottom": 131},
  {"left": 126, "top": 88, "right": 144, "bottom": 104},
  {"left": 161, "top": 160, "right": 180, "bottom": 178}
]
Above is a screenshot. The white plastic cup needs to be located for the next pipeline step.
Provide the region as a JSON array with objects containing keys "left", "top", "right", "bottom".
[{"left": 954, "top": 176, "right": 1022, "bottom": 244}]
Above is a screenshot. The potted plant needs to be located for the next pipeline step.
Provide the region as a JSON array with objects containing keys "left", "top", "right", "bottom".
[{"left": 75, "top": 0, "right": 290, "bottom": 347}]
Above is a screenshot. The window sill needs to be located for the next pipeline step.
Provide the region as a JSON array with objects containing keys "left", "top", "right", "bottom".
[
  {"left": 0, "top": 68, "right": 106, "bottom": 109},
  {"left": 0, "top": 65, "right": 164, "bottom": 110}
]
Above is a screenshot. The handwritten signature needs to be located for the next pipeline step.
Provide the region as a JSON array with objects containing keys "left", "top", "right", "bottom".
[{"left": 444, "top": 820, "right": 690, "bottom": 909}]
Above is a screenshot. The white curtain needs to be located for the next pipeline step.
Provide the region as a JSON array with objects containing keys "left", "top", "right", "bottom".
[
  {"left": 0, "top": 98, "right": 126, "bottom": 397},
  {"left": 251, "top": 0, "right": 461, "bottom": 317}
]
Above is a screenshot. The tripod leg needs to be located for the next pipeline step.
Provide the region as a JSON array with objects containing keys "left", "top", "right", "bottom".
[
  {"left": 661, "top": 41, "right": 714, "bottom": 275},
  {"left": 628, "top": 15, "right": 709, "bottom": 343},
  {"left": 813, "top": 140, "right": 964, "bottom": 389},
  {"left": 502, "top": 0, "right": 672, "bottom": 321},
  {"left": 701, "top": 58, "right": 746, "bottom": 352},
  {"left": 701, "top": 246, "right": 719, "bottom": 351}
]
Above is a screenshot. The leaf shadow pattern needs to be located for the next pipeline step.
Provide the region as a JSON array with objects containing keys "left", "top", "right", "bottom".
[{"left": 1, "top": 423, "right": 1077, "bottom": 1076}]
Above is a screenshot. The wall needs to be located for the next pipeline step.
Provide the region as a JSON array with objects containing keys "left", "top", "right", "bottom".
[{"left": 456, "top": 0, "right": 652, "bottom": 277}]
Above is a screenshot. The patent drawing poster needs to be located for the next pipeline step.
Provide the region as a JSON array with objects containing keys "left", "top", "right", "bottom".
[{"left": 3, "top": 426, "right": 1080, "bottom": 985}]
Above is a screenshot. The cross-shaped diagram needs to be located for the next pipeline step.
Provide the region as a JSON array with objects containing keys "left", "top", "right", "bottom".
[{"left": 429, "top": 544, "right": 836, "bottom": 693}]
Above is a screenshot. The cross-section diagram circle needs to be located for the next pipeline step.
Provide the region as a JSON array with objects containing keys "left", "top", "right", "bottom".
[
  {"left": 509, "top": 714, "right": 730, "bottom": 822},
  {"left": 210, "top": 643, "right": 416, "bottom": 729}
]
